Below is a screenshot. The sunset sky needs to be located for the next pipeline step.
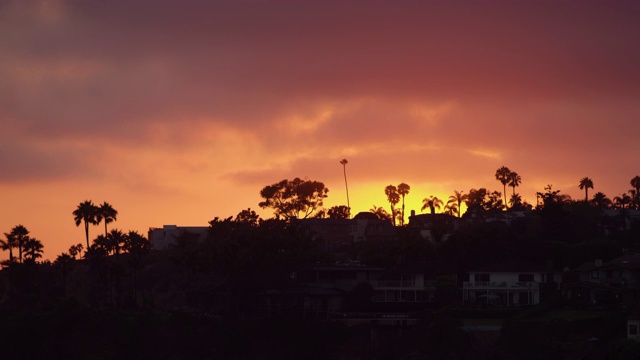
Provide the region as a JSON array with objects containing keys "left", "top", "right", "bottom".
[{"left": 1, "top": 0, "right": 639, "bottom": 260}]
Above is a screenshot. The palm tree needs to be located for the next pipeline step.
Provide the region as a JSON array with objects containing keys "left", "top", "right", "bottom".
[
  {"left": 0, "top": 232, "right": 17, "bottom": 263},
  {"left": 443, "top": 203, "right": 458, "bottom": 216},
  {"left": 591, "top": 192, "right": 611, "bottom": 210},
  {"left": 421, "top": 196, "right": 443, "bottom": 214},
  {"left": 23, "top": 237, "right": 44, "bottom": 262},
  {"left": 397, "top": 183, "right": 411, "bottom": 226},
  {"left": 447, "top": 190, "right": 468, "bottom": 218},
  {"left": 73, "top": 200, "right": 99, "bottom": 249},
  {"left": 340, "top": 159, "right": 350, "bottom": 213},
  {"left": 578, "top": 177, "right": 594, "bottom": 202},
  {"left": 613, "top": 194, "right": 632, "bottom": 209},
  {"left": 508, "top": 172, "right": 522, "bottom": 196},
  {"left": 495, "top": 166, "right": 512, "bottom": 210},
  {"left": 631, "top": 176, "right": 640, "bottom": 208},
  {"left": 107, "top": 229, "right": 127, "bottom": 257},
  {"left": 370, "top": 205, "right": 391, "bottom": 221},
  {"left": 385, "top": 185, "right": 400, "bottom": 226},
  {"left": 6, "top": 225, "right": 29, "bottom": 263},
  {"left": 97, "top": 202, "right": 118, "bottom": 236}
]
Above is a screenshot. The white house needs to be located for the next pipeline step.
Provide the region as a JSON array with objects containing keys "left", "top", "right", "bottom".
[{"left": 463, "top": 259, "right": 557, "bottom": 307}]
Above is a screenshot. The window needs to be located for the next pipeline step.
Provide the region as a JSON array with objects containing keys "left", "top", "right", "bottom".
[
  {"left": 629, "top": 324, "right": 638, "bottom": 336},
  {"left": 590, "top": 271, "right": 599, "bottom": 280},
  {"left": 474, "top": 273, "right": 490, "bottom": 282}
]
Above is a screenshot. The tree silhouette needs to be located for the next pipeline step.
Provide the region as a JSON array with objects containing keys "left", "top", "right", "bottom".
[
  {"left": 68, "top": 243, "right": 84, "bottom": 259},
  {"left": 443, "top": 203, "right": 458, "bottom": 216},
  {"left": 397, "top": 183, "right": 411, "bottom": 226},
  {"left": 340, "top": 159, "right": 350, "bottom": 212},
  {"left": 327, "top": 205, "right": 351, "bottom": 219},
  {"left": 4, "top": 225, "right": 30, "bottom": 263},
  {"left": 370, "top": 205, "right": 391, "bottom": 221},
  {"left": 97, "top": 202, "right": 118, "bottom": 236},
  {"left": 447, "top": 190, "right": 468, "bottom": 218},
  {"left": 107, "top": 229, "right": 127, "bottom": 257},
  {"left": 591, "top": 192, "right": 611, "bottom": 210},
  {"left": 73, "top": 200, "right": 99, "bottom": 249},
  {"left": 495, "top": 166, "right": 512, "bottom": 210},
  {"left": 578, "top": 177, "right": 594, "bottom": 202},
  {"left": 509, "top": 171, "right": 522, "bottom": 196},
  {"left": 631, "top": 176, "right": 640, "bottom": 208},
  {"left": 259, "top": 178, "right": 329, "bottom": 220},
  {"left": 385, "top": 185, "right": 400, "bottom": 226},
  {"left": 0, "top": 232, "right": 17, "bottom": 263},
  {"left": 23, "top": 237, "right": 44, "bottom": 262},
  {"left": 421, "top": 196, "right": 443, "bottom": 214},
  {"left": 613, "top": 193, "right": 632, "bottom": 209}
]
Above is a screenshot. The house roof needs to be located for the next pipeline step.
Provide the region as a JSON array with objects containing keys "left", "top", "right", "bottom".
[
  {"left": 471, "top": 259, "right": 545, "bottom": 273},
  {"left": 575, "top": 254, "right": 640, "bottom": 272}
]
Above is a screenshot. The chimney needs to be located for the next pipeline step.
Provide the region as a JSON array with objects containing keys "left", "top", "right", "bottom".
[{"left": 411, "top": 210, "right": 416, "bottom": 217}]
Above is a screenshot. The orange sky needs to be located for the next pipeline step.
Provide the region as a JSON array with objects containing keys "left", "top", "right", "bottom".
[{"left": 1, "top": 0, "right": 639, "bottom": 260}]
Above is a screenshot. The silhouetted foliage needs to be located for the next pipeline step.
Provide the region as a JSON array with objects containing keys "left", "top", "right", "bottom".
[
  {"left": 259, "top": 178, "right": 329, "bottom": 220},
  {"left": 327, "top": 205, "right": 351, "bottom": 219}
]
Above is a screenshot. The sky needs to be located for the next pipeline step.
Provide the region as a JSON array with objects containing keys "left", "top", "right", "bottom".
[{"left": 1, "top": 0, "right": 639, "bottom": 260}]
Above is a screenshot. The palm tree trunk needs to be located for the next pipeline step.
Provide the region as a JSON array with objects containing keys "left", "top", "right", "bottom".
[
  {"left": 85, "top": 221, "right": 90, "bottom": 249},
  {"left": 342, "top": 165, "right": 350, "bottom": 211}
]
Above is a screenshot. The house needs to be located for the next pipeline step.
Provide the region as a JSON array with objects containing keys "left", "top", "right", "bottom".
[
  {"left": 407, "top": 211, "right": 460, "bottom": 243},
  {"left": 463, "top": 259, "right": 557, "bottom": 307},
  {"left": 148, "top": 225, "right": 209, "bottom": 250},
  {"left": 296, "top": 212, "right": 395, "bottom": 252},
  {"left": 562, "top": 254, "right": 640, "bottom": 308}
]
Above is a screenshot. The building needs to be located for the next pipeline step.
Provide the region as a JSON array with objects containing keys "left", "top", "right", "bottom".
[
  {"left": 463, "top": 259, "right": 556, "bottom": 307},
  {"left": 148, "top": 225, "right": 209, "bottom": 250}
]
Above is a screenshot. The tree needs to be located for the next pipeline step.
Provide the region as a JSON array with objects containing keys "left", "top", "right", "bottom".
[
  {"left": 259, "top": 178, "right": 329, "bottom": 220},
  {"left": 97, "top": 202, "right": 118, "bottom": 236},
  {"left": 0, "top": 232, "right": 17, "bottom": 263},
  {"left": 613, "top": 193, "right": 632, "bottom": 209},
  {"left": 5, "top": 225, "right": 29, "bottom": 263},
  {"left": 443, "top": 203, "right": 458, "bottom": 216},
  {"left": 447, "top": 190, "right": 468, "bottom": 218},
  {"left": 69, "top": 243, "right": 84, "bottom": 259},
  {"left": 397, "top": 183, "right": 411, "bottom": 226},
  {"left": 107, "top": 229, "right": 127, "bottom": 257},
  {"left": 579, "top": 177, "right": 594, "bottom": 202},
  {"left": 73, "top": 200, "right": 99, "bottom": 249},
  {"left": 23, "top": 237, "right": 44, "bottom": 262},
  {"left": 591, "top": 192, "right": 612, "bottom": 210},
  {"left": 235, "top": 208, "right": 261, "bottom": 226},
  {"left": 340, "top": 159, "right": 350, "bottom": 212},
  {"left": 327, "top": 205, "right": 351, "bottom": 219},
  {"left": 508, "top": 171, "right": 522, "bottom": 196},
  {"left": 495, "top": 166, "right": 512, "bottom": 210},
  {"left": 385, "top": 185, "right": 400, "bottom": 226},
  {"left": 421, "top": 196, "right": 443, "bottom": 214},
  {"left": 631, "top": 176, "right": 640, "bottom": 208},
  {"left": 370, "top": 205, "right": 391, "bottom": 221}
]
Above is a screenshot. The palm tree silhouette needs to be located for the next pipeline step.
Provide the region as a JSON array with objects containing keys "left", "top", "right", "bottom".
[
  {"left": 613, "top": 193, "right": 631, "bottom": 209},
  {"left": 447, "top": 190, "right": 468, "bottom": 218},
  {"left": 578, "top": 177, "right": 594, "bottom": 202},
  {"left": 385, "top": 185, "right": 400, "bottom": 226},
  {"left": 340, "top": 159, "right": 350, "bottom": 213},
  {"left": 397, "top": 183, "right": 411, "bottom": 226},
  {"left": 23, "top": 237, "right": 44, "bottom": 262},
  {"left": 370, "top": 205, "right": 391, "bottom": 221},
  {"left": 591, "top": 192, "right": 611, "bottom": 210},
  {"left": 0, "top": 232, "right": 17, "bottom": 263},
  {"left": 495, "top": 166, "right": 512, "bottom": 210},
  {"left": 6, "top": 225, "right": 29, "bottom": 263},
  {"left": 509, "top": 172, "right": 521, "bottom": 196},
  {"left": 73, "top": 200, "right": 99, "bottom": 249},
  {"left": 421, "top": 196, "right": 443, "bottom": 214},
  {"left": 97, "top": 202, "right": 118, "bottom": 236}
]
